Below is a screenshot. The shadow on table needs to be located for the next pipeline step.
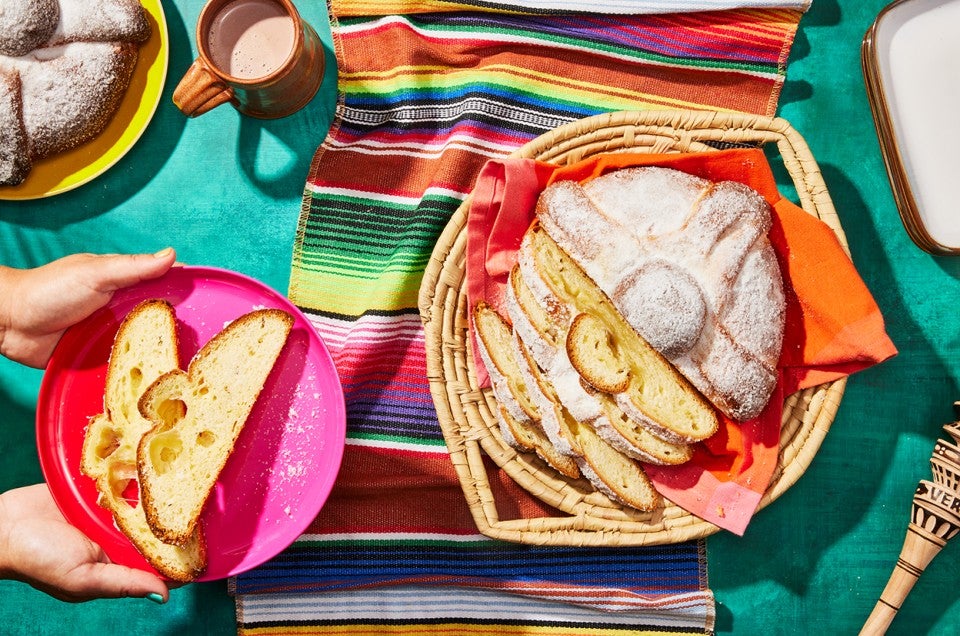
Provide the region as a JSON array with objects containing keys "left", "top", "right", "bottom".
[
  {"left": 234, "top": 37, "right": 338, "bottom": 200},
  {"left": 711, "top": 160, "right": 959, "bottom": 634},
  {"left": 0, "top": 365, "right": 44, "bottom": 492},
  {"left": 777, "top": 0, "right": 840, "bottom": 111}
]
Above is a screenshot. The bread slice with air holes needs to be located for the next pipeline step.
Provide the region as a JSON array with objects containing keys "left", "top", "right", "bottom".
[
  {"left": 511, "top": 333, "right": 662, "bottom": 512},
  {"left": 136, "top": 308, "right": 294, "bottom": 546},
  {"left": 507, "top": 252, "right": 694, "bottom": 465},
  {"left": 525, "top": 221, "right": 718, "bottom": 445},
  {"left": 473, "top": 301, "right": 580, "bottom": 479},
  {"left": 80, "top": 299, "right": 207, "bottom": 581}
]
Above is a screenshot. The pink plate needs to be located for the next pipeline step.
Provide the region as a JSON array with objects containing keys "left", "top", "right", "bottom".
[{"left": 36, "top": 266, "right": 346, "bottom": 581}]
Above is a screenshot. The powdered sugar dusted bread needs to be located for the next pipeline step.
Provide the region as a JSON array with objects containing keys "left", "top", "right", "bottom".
[
  {"left": 505, "top": 257, "right": 694, "bottom": 465},
  {"left": 80, "top": 299, "right": 206, "bottom": 581},
  {"left": 137, "top": 309, "right": 293, "bottom": 546},
  {"left": 48, "top": 0, "right": 150, "bottom": 46},
  {"left": 537, "top": 168, "right": 785, "bottom": 422},
  {"left": 474, "top": 301, "right": 579, "bottom": 479},
  {"left": 14, "top": 41, "right": 140, "bottom": 159},
  {"left": 0, "top": 0, "right": 60, "bottom": 57},
  {"left": 0, "top": 0, "right": 150, "bottom": 185},
  {"left": 511, "top": 332, "right": 662, "bottom": 512},
  {"left": 524, "top": 223, "right": 718, "bottom": 444},
  {"left": 0, "top": 72, "right": 29, "bottom": 185}
]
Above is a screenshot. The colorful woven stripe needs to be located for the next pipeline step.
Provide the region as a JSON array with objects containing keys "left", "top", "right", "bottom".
[
  {"left": 239, "top": 586, "right": 712, "bottom": 634},
  {"left": 332, "top": 0, "right": 811, "bottom": 16},
  {"left": 236, "top": 4, "right": 806, "bottom": 634},
  {"left": 238, "top": 536, "right": 705, "bottom": 598}
]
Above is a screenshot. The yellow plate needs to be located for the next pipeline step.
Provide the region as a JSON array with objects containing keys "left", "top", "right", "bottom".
[{"left": 0, "top": 0, "right": 169, "bottom": 200}]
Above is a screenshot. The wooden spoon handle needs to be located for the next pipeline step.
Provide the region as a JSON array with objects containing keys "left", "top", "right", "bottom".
[
  {"left": 861, "top": 480, "right": 960, "bottom": 635},
  {"left": 860, "top": 526, "right": 942, "bottom": 635}
]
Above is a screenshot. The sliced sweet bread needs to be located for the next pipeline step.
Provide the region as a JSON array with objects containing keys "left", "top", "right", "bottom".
[
  {"left": 510, "top": 326, "right": 581, "bottom": 459},
  {"left": 137, "top": 308, "right": 294, "bottom": 546},
  {"left": 507, "top": 254, "right": 693, "bottom": 465},
  {"left": 80, "top": 299, "right": 206, "bottom": 581},
  {"left": 473, "top": 301, "right": 579, "bottom": 479},
  {"left": 536, "top": 173, "right": 784, "bottom": 422},
  {"left": 566, "top": 312, "right": 630, "bottom": 394},
  {"left": 509, "top": 247, "right": 570, "bottom": 371},
  {"left": 525, "top": 222, "right": 718, "bottom": 444},
  {"left": 512, "top": 334, "right": 662, "bottom": 512}
]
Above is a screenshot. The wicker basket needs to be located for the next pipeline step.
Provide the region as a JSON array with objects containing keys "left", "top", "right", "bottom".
[{"left": 418, "top": 109, "right": 847, "bottom": 546}]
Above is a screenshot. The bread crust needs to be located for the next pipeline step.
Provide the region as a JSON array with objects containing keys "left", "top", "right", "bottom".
[
  {"left": 80, "top": 299, "right": 207, "bottom": 581},
  {"left": 137, "top": 308, "right": 294, "bottom": 546}
]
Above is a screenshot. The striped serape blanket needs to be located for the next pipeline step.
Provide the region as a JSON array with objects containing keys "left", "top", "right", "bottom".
[{"left": 234, "top": 2, "right": 809, "bottom": 634}]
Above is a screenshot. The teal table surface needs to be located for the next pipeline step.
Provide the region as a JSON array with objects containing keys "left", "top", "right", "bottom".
[
  {"left": 0, "top": 0, "right": 336, "bottom": 632},
  {"left": 2, "top": 1, "right": 960, "bottom": 634}
]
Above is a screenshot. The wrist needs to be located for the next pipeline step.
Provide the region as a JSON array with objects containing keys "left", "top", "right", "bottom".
[
  {"left": 0, "top": 490, "right": 13, "bottom": 579},
  {"left": 0, "top": 265, "right": 23, "bottom": 363},
  {"left": 0, "top": 266, "right": 14, "bottom": 361}
]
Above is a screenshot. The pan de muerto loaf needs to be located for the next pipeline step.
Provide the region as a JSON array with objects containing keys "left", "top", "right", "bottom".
[
  {"left": 536, "top": 167, "right": 786, "bottom": 422},
  {"left": 0, "top": 0, "right": 151, "bottom": 186}
]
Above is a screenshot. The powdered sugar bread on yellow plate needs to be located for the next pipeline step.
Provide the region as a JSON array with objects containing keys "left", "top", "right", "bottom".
[{"left": 0, "top": 0, "right": 151, "bottom": 187}]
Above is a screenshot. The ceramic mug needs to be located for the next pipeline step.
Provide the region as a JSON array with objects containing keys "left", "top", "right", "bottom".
[{"left": 173, "top": 0, "right": 324, "bottom": 119}]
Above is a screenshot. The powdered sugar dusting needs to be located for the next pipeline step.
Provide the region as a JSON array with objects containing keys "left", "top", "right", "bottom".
[
  {"left": 0, "top": 0, "right": 59, "bottom": 57},
  {"left": 537, "top": 167, "right": 786, "bottom": 422},
  {"left": 49, "top": 0, "right": 151, "bottom": 46},
  {"left": 0, "top": 0, "right": 149, "bottom": 182},
  {"left": 12, "top": 40, "right": 138, "bottom": 158}
]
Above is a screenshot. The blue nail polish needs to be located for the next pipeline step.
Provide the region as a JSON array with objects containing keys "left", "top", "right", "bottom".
[{"left": 145, "top": 593, "right": 165, "bottom": 604}]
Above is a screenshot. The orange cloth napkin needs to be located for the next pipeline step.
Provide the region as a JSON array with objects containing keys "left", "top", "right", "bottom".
[{"left": 465, "top": 148, "right": 897, "bottom": 534}]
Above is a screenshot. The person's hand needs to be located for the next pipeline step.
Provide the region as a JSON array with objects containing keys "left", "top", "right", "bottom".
[
  {"left": 0, "top": 484, "right": 169, "bottom": 603},
  {"left": 0, "top": 249, "right": 177, "bottom": 368}
]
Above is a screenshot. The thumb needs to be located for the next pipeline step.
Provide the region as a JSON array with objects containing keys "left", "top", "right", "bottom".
[{"left": 89, "top": 248, "right": 178, "bottom": 294}]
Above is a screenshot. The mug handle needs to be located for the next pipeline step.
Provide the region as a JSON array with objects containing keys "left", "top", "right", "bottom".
[{"left": 173, "top": 59, "right": 234, "bottom": 117}]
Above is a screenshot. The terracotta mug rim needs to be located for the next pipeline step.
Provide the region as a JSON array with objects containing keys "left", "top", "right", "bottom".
[{"left": 194, "top": 0, "right": 304, "bottom": 86}]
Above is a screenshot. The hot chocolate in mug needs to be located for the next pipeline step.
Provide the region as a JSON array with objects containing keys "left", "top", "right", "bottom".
[{"left": 173, "top": 0, "right": 323, "bottom": 118}]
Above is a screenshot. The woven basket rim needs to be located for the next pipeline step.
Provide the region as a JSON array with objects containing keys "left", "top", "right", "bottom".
[{"left": 418, "top": 109, "right": 847, "bottom": 546}]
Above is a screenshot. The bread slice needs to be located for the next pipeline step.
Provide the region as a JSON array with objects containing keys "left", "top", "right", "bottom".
[
  {"left": 512, "top": 335, "right": 662, "bottom": 512},
  {"left": 526, "top": 222, "right": 718, "bottom": 444},
  {"left": 80, "top": 299, "right": 206, "bottom": 581},
  {"left": 137, "top": 308, "right": 294, "bottom": 545},
  {"left": 507, "top": 256, "right": 693, "bottom": 465},
  {"left": 566, "top": 312, "right": 630, "bottom": 394},
  {"left": 473, "top": 301, "right": 579, "bottom": 479}
]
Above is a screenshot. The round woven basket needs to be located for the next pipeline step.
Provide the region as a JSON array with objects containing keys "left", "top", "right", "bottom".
[{"left": 418, "top": 109, "right": 847, "bottom": 546}]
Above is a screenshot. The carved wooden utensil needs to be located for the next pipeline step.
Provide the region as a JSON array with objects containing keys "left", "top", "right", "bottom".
[{"left": 860, "top": 403, "right": 960, "bottom": 635}]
